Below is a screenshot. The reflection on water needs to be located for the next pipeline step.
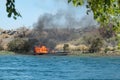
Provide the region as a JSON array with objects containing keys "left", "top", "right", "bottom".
[{"left": 0, "top": 55, "right": 120, "bottom": 80}]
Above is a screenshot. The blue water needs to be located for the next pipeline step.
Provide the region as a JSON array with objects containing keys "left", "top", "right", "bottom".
[{"left": 0, "top": 55, "right": 120, "bottom": 80}]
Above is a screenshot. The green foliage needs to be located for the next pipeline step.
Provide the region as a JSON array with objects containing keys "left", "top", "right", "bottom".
[
  {"left": 8, "top": 38, "right": 31, "bottom": 52},
  {"left": 68, "top": 0, "right": 84, "bottom": 6},
  {"left": 117, "top": 34, "right": 120, "bottom": 49},
  {"left": 0, "top": 40, "right": 3, "bottom": 51},
  {"left": 0, "top": 45, "right": 3, "bottom": 51},
  {"left": 118, "top": 42, "right": 120, "bottom": 49},
  {"left": 0, "top": 51, "right": 15, "bottom": 54},
  {"left": 6, "top": 0, "right": 21, "bottom": 19},
  {"left": 69, "top": 0, "right": 120, "bottom": 49},
  {"left": 89, "top": 38, "right": 103, "bottom": 53},
  {"left": 63, "top": 44, "right": 69, "bottom": 52},
  {"left": 68, "top": 0, "right": 120, "bottom": 31}
]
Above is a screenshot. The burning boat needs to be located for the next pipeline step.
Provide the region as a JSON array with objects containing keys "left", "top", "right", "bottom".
[
  {"left": 34, "top": 44, "right": 68, "bottom": 55},
  {"left": 34, "top": 45, "right": 49, "bottom": 55}
]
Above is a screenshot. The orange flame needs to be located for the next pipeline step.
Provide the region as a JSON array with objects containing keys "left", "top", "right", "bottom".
[{"left": 34, "top": 45, "right": 49, "bottom": 54}]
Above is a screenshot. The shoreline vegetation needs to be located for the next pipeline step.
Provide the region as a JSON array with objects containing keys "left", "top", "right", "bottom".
[
  {"left": 69, "top": 51, "right": 120, "bottom": 57},
  {"left": 0, "top": 27, "right": 120, "bottom": 56},
  {"left": 0, "top": 51, "right": 15, "bottom": 55},
  {"left": 1, "top": 50, "right": 120, "bottom": 57}
]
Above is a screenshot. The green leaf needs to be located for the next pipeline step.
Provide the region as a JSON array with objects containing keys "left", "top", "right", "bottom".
[
  {"left": 8, "top": 13, "right": 12, "bottom": 17},
  {"left": 6, "top": 0, "right": 21, "bottom": 19},
  {"left": 68, "top": 0, "right": 72, "bottom": 3},
  {"left": 13, "top": 16, "right": 17, "bottom": 20}
]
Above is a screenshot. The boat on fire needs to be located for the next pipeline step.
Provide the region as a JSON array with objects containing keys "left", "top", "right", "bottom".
[{"left": 33, "top": 45, "right": 68, "bottom": 55}]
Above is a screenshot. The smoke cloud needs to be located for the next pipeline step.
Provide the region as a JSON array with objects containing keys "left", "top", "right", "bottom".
[{"left": 33, "top": 0, "right": 98, "bottom": 30}]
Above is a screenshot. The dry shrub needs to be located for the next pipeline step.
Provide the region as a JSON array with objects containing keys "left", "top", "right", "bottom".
[
  {"left": 55, "top": 44, "right": 64, "bottom": 50},
  {"left": 106, "top": 46, "right": 114, "bottom": 51},
  {"left": 69, "top": 44, "right": 77, "bottom": 51},
  {"left": 55, "top": 43, "right": 89, "bottom": 52},
  {"left": 77, "top": 45, "right": 89, "bottom": 52},
  {"left": 0, "top": 34, "right": 10, "bottom": 38}
]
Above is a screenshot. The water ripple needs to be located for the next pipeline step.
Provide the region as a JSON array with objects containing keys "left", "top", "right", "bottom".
[{"left": 0, "top": 55, "right": 120, "bottom": 79}]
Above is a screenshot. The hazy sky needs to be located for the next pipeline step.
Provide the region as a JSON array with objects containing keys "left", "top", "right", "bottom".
[{"left": 0, "top": 0, "right": 88, "bottom": 30}]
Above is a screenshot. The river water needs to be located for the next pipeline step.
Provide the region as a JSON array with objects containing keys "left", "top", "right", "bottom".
[{"left": 0, "top": 55, "right": 120, "bottom": 80}]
